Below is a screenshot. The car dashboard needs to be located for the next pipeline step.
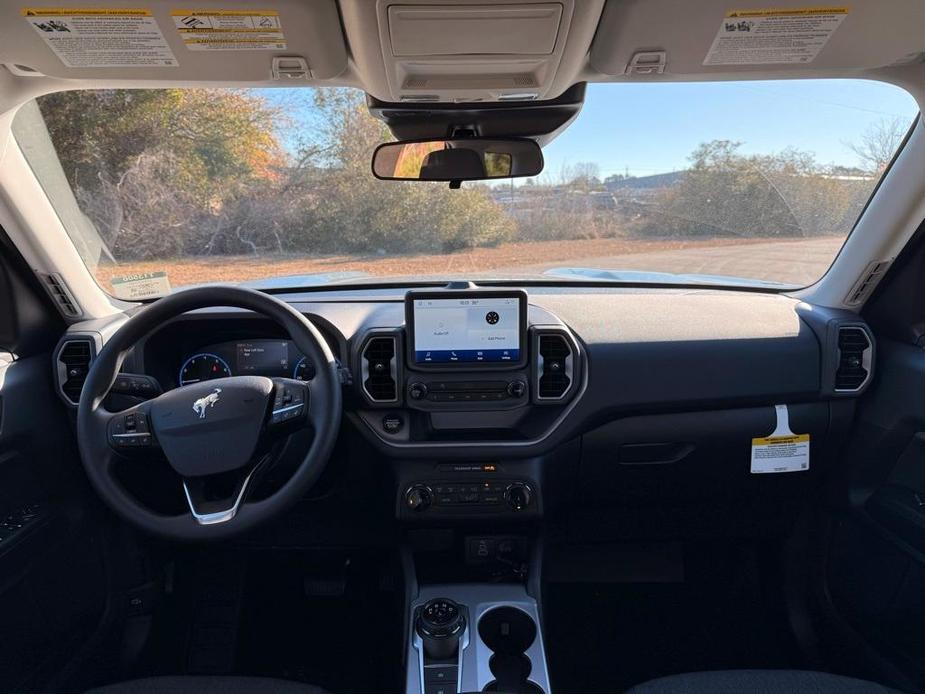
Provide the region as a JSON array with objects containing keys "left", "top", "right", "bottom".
[{"left": 53, "top": 284, "right": 874, "bottom": 534}]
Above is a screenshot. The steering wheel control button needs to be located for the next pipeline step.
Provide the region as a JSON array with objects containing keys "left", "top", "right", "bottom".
[
  {"left": 382, "top": 414, "right": 403, "bottom": 434},
  {"left": 270, "top": 379, "right": 308, "bottom": 425},
  {"left": 109, "top": 411, "right": 154, "bottom": 449},
  {"left": 110, "top": 374, "right": 162, "bottom": 398}
]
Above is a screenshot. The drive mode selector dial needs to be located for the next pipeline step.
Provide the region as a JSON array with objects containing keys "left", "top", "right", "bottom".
[{"left": 416, "top": 598, "right": 465, "bottom": 660}]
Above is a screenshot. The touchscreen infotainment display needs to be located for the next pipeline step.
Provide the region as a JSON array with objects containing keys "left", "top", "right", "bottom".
[{"left": 411, "top": 295, "right": 522, "bottom": 365}]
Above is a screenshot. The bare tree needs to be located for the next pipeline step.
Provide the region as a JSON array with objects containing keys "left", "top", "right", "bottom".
[{"left": 846, "top": 117, "right": 908, "bottom": 174}]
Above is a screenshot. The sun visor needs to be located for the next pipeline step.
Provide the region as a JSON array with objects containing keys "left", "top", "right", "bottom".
[
  {"left": 0, "top": 0, "right": 347, "bottom": 82},
  {"left": 590, "top": 0, "right": 925, "bottom": 77}
]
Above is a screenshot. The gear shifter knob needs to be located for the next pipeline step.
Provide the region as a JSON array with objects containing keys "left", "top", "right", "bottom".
[{"left": 416, "top": 598, "right": 465, "bottom": 660}]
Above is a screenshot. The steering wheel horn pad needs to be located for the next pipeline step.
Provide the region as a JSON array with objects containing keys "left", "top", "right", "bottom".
[{"left": 150, "top": 375, "right": 273, "bottom": 477}]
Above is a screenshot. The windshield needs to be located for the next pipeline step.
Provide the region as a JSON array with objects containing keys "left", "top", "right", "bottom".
[{"left": 12, "top": 81, "right": 919, "bottom": 299}]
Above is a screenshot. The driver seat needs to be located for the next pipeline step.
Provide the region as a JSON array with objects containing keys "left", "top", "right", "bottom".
[{"left": 86, "top": 676, "right": 330, "bottom": 694}]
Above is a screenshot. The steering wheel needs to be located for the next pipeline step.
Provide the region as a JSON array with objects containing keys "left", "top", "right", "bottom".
[{"left": 76, "top": 286, "right": 342, "bottom": 540}]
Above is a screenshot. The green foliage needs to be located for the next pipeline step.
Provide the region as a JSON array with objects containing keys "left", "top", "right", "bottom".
[
  {"left": 37, "top": 88, "right": 513, "bottom": 260},
  {"left": 646, "top": 140, "right": 871, "bottom": 238},
  {"left": 34, "top": 89, "right": 873, "bottom": 266}
]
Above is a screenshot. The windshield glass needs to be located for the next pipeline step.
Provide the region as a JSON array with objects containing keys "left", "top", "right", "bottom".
[{"left": 12, "top": 81, "right": 919, "bottom": 298}]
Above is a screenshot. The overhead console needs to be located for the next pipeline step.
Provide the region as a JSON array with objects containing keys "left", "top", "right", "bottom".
[
  {"left": 353, "top": 286, "right": 584, "bottom": 451},
  {"left": 340, "top": 0, "right": 605, "bottom": 103}
]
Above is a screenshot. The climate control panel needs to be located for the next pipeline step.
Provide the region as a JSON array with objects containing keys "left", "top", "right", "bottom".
[
  {"left": 407, "top": 379, "right": 527, "bottom": 404},
  {"left": 402, "top": 480, "right": 534, "bottom": 515}
]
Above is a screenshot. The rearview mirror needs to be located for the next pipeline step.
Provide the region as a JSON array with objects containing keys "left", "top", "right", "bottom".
[{"left": 372, "top": 138, "right": 543, "bottom": 182}]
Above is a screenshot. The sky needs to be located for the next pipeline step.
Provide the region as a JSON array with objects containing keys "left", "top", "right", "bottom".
[
  {"left": 536, "top": 80, "right": 919, "bottom": 181},
  {"left": 259, "top": 79, "right": 919, "bottom": 182}
]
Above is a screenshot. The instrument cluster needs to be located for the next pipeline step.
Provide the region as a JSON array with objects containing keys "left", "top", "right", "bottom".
[{"left": 177, "top": 339, "right": 316, "bottom": 387}]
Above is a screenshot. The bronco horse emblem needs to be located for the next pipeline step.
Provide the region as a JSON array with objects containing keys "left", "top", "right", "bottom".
[{"left": 192, "top": 388, "right": 222, "bottom": 419}]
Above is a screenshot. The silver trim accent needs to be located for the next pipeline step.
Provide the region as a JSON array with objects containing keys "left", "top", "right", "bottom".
[
  {"left": 111, "top": 432, "right": 151, "bottom": 439},
  {"left": 54, "top": 335, "right": 99, "bottom": 407},
  {"left": 182, "top": 468, "right": 256, "bottom": 525},
  {"left": 272, "top": 403, "right": 303, "bottom": 416},
  {"left": 360, "top": 334, "right": 399, "bottom": 404},
  {"left": 834, "top": 324, "right": 874, "bottom": 393},
  {"left": 535, "top": 330, "right": 576, "bottom": 402}
]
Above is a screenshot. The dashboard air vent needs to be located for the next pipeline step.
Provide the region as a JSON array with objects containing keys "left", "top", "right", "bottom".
[
  {"left": 537, "top": 333, "right": 572, "bottom": 400},
  {"left": 835, "top": 326, "right": 872, "bottom": 392},
  {"left": 57, "top": 338, "right": 95, "bottom": 405},
  {"left": 42, "top": 273, "right": 81, "bottom": 317},
  {"left": 362, "top": 336, "right": 398, "bottom": 402}
]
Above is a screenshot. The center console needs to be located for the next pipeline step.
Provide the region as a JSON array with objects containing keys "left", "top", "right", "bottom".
[
  {"left": 407, "top": 585, "right": 551, "bottom": 694},
  {"left": 373, "top": 287, "right": 563, "bottom": 693}
]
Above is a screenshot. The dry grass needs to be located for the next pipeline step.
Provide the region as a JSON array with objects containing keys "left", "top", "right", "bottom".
[{"left": 95, "top": 235, "right": 782, "bottom": 290}]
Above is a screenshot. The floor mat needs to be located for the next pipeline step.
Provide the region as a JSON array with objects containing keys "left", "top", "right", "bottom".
[
  {"left": 543, "top": 541, "right": 800, "bottom": 693},
  {"left": 236, "top": 551, "right": 402, "bottom": 694}
]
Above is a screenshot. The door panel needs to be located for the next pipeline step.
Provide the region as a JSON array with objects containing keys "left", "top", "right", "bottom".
[
  {"left": 0, "top": 350, "right": 110, "bottom": 693},
  {"left": 822, "top": 338, "right": 925, "bottom": 689}
]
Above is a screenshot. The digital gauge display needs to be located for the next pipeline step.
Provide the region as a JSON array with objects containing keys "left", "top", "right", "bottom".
[{"left": 178, "top": 353, "right": 232, "bottom": 386}]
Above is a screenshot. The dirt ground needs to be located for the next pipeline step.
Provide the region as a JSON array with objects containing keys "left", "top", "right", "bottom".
[{"left": 96, "top": 235, "right": 834, "bottom": 291}]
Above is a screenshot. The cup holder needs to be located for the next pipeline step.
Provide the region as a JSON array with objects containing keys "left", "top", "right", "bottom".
[{"left": 479, "top": 607, "right": 544, "bottom": 694}]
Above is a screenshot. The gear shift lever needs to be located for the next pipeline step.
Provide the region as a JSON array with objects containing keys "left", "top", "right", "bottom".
[{"left": 416, "top": 598, "right": 465, "bottom": 660}]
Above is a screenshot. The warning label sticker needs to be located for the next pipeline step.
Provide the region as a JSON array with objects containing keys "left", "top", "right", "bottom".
[
  {"left": 751, "top": 405, "right": 810, "bottom": 474},
  {"left": 704, "top": 7, "right": 848, "bottom": 66},
  {"left": 22, "top": 8, "right": 178, "bottom": 68},
  {"left": 110, "top": 271, "right": 172, "bottom": 300},
  {"left": 171, "top": 10, "right": 286, "bottom": 51}
]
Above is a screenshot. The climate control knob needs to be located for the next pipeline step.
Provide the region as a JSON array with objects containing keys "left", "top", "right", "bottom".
[
  {"left": 507, "top": 380, "right": 527, "bottom": 398},
  {"left": 504, "top": 482, "right": 533, "bottom": 511},
  {"left": 408, "top": 382, "right": 428, "bottom": 400},
  {"left": 405, "top": 484, "right": 432, "bottom": 512}
]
